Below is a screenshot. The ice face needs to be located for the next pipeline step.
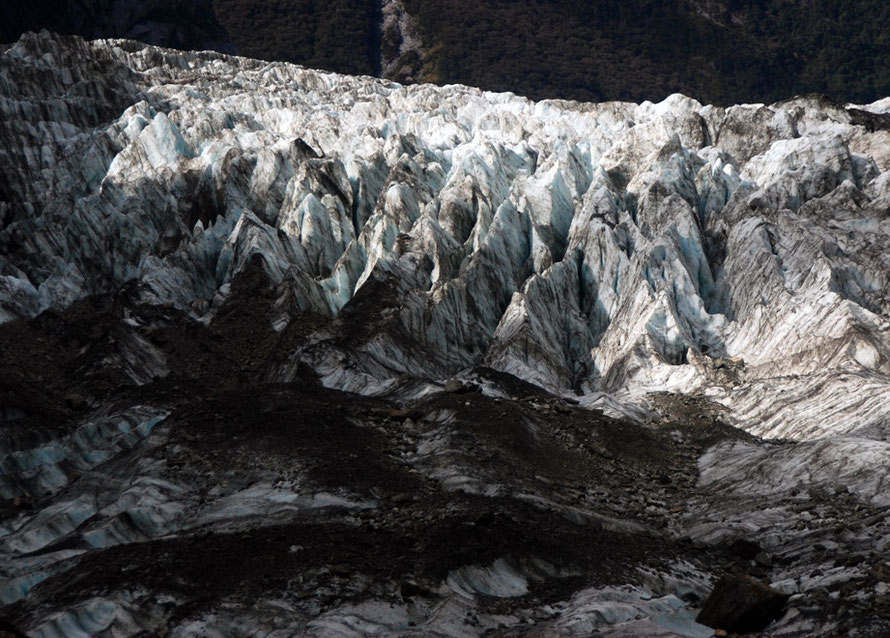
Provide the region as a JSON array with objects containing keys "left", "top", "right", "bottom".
[{"left": 4, "top": 32, "right": 890, "bottom": 442}]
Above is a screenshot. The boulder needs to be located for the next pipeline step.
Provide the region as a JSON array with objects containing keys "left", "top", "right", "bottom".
[
  {"left": 728, "top": 538, "right": 761, "bottom": 561},
  {"left": 443, "top": 379, "right": 464, "bottom": 393},
  {"left": 696, "top": 574, "right": 790, "bottom": 633}
]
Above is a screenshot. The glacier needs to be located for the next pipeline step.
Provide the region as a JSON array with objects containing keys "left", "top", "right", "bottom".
[
  {"left": 2, "top": 31, "right": 890, "bottom": 637},
  {"left": 3, "top": 33, "right": 890, "bottom": 440}
]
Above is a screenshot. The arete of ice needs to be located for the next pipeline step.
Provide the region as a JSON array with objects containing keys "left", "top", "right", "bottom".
[{"left": 3, "top": 32, "right": 890, "bottom": 441}]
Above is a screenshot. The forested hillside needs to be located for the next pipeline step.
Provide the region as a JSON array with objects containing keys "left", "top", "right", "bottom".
[
  {"left": 0, "top": 0, "right": 234, "bottom": 54},
  {"left": 401, "top": 0, "right": 890, "bottom": 104},
  {"left": 211, "top": 0, "right": 379, "bottom": 77},
  {"left": 2, "top": 0, "right": 889, "bottom": 105}
]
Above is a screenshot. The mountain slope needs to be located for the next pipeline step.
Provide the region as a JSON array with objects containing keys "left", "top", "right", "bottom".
[
  {"left": 0, "top": 0, "right": 235, "bottom": 54},
  {"left": 3, "top": 1, "right": 890, "bottom": 105},
  {"left": 404, "top": 0, "right": 890, "bottom": 104},
  {"left": 211, "top": 0, "right": 380, "bottom": 77}
]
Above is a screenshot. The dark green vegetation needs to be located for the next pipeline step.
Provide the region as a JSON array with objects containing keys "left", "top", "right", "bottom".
[
  {"left": 211, "top": 0, "right": 380, "bottom": 77},
  {"left": 2, "top": 0, "right": 889, "bottom": 104},
  {"left": 403, "top": 0, "right": 890, "bottom": 104},
  {"left": 0, "top": 0, "right": 234, "bottom": 54}
]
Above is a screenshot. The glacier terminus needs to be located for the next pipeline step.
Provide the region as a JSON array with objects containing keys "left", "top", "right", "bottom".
[{"left": 2, "top": 31, "right": 890, "bottom": 637}]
